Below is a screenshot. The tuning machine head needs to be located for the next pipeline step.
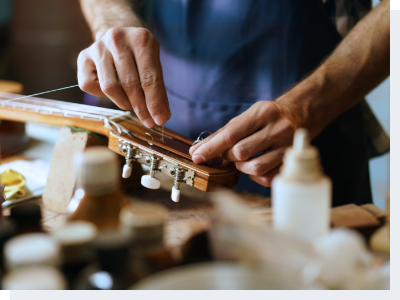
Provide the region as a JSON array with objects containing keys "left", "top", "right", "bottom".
[
  {"left": 119, "top": 143, "right": 137, "bottom": 179},
  {"left": 140, "top": 155, "right": 161, "bottom": 189}
]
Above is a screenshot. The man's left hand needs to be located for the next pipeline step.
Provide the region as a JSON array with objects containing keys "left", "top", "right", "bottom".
[{"left": 189, "top": 100, "right": 303, "bottom": 187}]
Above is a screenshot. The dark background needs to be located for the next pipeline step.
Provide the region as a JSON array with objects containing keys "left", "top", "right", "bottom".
[{"left": 0, "top": 0, "right": 92, "bottom": 102}]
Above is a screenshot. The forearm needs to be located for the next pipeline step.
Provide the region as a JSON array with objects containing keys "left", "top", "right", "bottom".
[
  {"left": 277, "top": 0, "right": 389, "bottom": 138},
  {"left": 79, "top": 0, "right": 142, "bottom": 40}
]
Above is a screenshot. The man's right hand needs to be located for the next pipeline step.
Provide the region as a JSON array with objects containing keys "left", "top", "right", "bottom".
[{"left": 77, "top": 27, "right": 170, "bottom": 128}]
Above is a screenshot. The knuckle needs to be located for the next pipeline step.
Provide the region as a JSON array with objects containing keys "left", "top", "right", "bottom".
[
  {"left": 140, "top": 71, "right": 160, "bottom": 90},
  {"left": 262, "top": 176, "right": 273, "bottom": 186},
  {"left": 78, "top": 81, "right": 92, "bottom": 92},
  {"left": 132, "top": 105, "right": 149, "bottom": 118},
  {"left": 223, "top": 131, "right": 236, "bottom": 148},
  {"left": 77, "top": 50, "right": 87, "bottom": 63},
  {"left": 101, "top": 80, "right": 118, "bottom": 95},
  {"left": 107, "top": 27, "right": 125, "bottom": 44},
  {"left": 121, "top": 78, "right": 141, "bottom": 93},
  {"left": 92, "top": 41, "right": 105, "bottom": 55},
  {"left": 251, "top": 162, "right": 265, "bottom": 176},
  {"left": 134, "top": 28, "right": 152, "bottom": 48},
  {"left": 232, "top": 145, "right": 248, "bottom": 161}
]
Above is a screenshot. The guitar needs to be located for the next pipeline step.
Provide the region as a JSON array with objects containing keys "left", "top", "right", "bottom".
[{"left": 0, "top": 92, "right": 239, "bottom": 201}]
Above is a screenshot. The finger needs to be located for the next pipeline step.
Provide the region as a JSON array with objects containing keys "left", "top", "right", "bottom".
[
  {"left": 109, "top": 38, "right": 155, "bottom": 128},
  {"left": 131, "top": 28, "right": 169, "bottom": 126},
  {"left": 92, "top": 41, "right": 133, "bottom": 111},
  {"left": 190, "top": 113, "right": 261, "bottom": 164},
  {"left": 235, "top": 148, "right": 284, "bottom": 176},
  {"left": 77, "top": 50, "right": 105, "bottom": 97},
  {"left": 249, "top": 164, "right": 282, "bottom": 187},
  {"left": 189, "top": 127, "right": 224, "bottom": 155},
  {"left": 223, "top": 129, "right": 273, "bottom": 162}
]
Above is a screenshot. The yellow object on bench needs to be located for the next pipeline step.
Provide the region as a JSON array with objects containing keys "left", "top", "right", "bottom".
[{"left": 0, "top": 169, "right": 27, "bottom": 199}]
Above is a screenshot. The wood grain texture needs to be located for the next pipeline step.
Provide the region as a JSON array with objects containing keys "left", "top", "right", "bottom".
[
  {"left": 0, "top": 107, "right": 109, "bottom": 136},
  {"left": 0, "top": 100, "right": 239, "bottom": 192},
  {"left": 109, "top": 134, "right": 239, "bottom": 192},
  {"left": 42, "top": 128, "right": 106, "bottom": 213}
]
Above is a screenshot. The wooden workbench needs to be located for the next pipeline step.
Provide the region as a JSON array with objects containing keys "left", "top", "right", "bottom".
[{"left": 1, "top": 122, "right": 271, "bottom": 253}]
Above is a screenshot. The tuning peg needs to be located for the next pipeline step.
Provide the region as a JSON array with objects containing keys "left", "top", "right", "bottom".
[
  {"left": 171, "top": 186, "right": 181, "bottom": 202},
  {"left": 141, "top": 174, "right": 161, "bottom": 189},
  {"left": 121, "top": 144, "right": 136, "bottom": 179},
  {"left": 122, "top": 164, "right": 132, "bottom": 178},
  {"left": 140, "top": 155, "right": 161, "bottom": 189}
]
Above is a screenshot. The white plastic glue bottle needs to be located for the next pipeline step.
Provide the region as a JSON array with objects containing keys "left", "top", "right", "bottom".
[{"left": 272, "top": 128, "right": 331, "bottom": 241}]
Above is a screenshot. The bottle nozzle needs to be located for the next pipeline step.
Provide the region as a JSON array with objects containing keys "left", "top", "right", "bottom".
[{"left": 293, "top": 128, "right": 309, "bottom": 150}]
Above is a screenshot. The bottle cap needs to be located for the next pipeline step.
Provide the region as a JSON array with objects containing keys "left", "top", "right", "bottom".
[
  {"left": 51, "top": 221, "right": 97, "bottom": 263},
  {"left": 74, "top": 147, "right": 120, "bottom": 195},
  {"left": 5, "top": 233, "right": 60, "bottom": 269},
  {"left": 280, "top": 129, "right": 322, "bottom": 180},
  {"left": 10, "top": 204, "right": 42, "bottom": 230},
  {"left": 94, "top": 230, "right": 129, "bottom": 274},
  {"left": 120, "top": 202, "right": 167, "bottom": 240},
  {"left": 2, "top": 266, "right": 67, "bottom": 290}
]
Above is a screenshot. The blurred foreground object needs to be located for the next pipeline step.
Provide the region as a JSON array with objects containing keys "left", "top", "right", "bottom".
[
  {"left": 132, "top": 262, "right": 310, "bottom": 290},
  {"left": 2, "top": 266, "right": 66, "bottom": 290},
  {"left": 0, "top": 80, "right": 29, "bottom": 157},
  {"left": 272, "top": 128, "right": 331, "bottom": 241},
  {"left": 51, "top": 221, "right": 97, "bottom": 289},
  {"left": 74, "top": 231, "right": 142, "bottom": 290},
  {"left": 68, "top": 147, "right": 128, "bottom": 231},
  {"left": 369, "top": 189, "right": 390, "bottom": 254},
  {"left": 208, "top": 191, "right": 389, "bottom": 289},
  {"left": 120, "top": 202, "right": 176, "bottom": 275},
  {"left": 4, "top": 233, "right": 60, "bottom": 269}
]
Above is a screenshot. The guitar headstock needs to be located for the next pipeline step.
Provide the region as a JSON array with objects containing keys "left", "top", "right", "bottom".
[
  {"left": 108, "top": 118, "right": 239, "bottom": 202},
  {"left": 0, "top": 94, "right": 239, "bottom": 201}
]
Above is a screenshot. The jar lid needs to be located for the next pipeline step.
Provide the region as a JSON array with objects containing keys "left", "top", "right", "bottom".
[
  {"left": 51, "top": 221, "right": 97, "bottom": 262},
  {"left": 74, "top": 147, "right": 120, "bottom": 195},
  {"left": 51, "top": 221, "right": 97, "bottom": 246},
  {"left": 5, "top": 233, "right": 60, "bottom": 269},
  {"left": 120, "top": 202, "right": 167, "bottom": 227},
  {"left": 120, "top": 202, "right": 167, "bottom": 241},
  {"left": 2, "top": 266, "right": 67, "bottom": 290}
]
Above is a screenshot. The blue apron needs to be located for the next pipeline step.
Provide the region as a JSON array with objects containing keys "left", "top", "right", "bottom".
[{"left": 152, "top": 0, "right": 372, "bottom": 206}]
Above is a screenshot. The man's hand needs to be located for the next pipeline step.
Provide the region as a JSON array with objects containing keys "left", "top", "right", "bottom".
[
  {"left": 189, "top": 101, "right": 302, "bottom": 186},
  {"left": 78, "top": 27, "right": 170, "bottom": 128},
  {"left": 190, "top": 0, "right": 389, "bottom": 187},
  {"left": 78, "top": 0, "right": 170, "bottom": 128}
]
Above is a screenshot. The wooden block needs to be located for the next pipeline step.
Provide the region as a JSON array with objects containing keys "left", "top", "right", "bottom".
[{"left": 42, "top": 128, "right": 107, "bottom": 214}]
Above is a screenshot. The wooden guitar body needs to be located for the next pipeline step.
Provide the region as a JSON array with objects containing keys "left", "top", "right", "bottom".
[{"left": 0, "top": 93, "right": 239, "bottom": 192}]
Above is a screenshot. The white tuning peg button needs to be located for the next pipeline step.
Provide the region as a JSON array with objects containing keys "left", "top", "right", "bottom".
[
  {"left": 122, "top": 164, "right": 132, "bottom": 179},
  {"left": 141, "top": 175, "right": 161, "bottom": 189},
  {"left": 171, "top": 186, "right": 181, "bottom": 203}
]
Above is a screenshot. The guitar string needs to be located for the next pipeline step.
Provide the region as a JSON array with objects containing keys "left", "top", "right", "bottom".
[
  {"left": 1, "top": 84, "right": 167, "bottom": 145},
  {"left": 2, "top": 84, "right": 80, "bottom": 103}
]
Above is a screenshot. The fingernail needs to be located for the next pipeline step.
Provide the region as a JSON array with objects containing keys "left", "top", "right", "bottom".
[
  {"left": 189, "top": 146, "right": 194, "bottom": 154},
  {"left": 192, "top": 155, "right": 205, "bottom": 164},
  {"left": 154, "top": 115, "right": 164, "bottom": 126},
  {"left": 143, "top": 119, "right": 154, "bottom": 128}
]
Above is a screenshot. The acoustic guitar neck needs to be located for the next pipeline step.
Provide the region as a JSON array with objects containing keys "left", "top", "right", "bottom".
[{"left": 0, "top": 92, "right": 239, "bottom": 194}]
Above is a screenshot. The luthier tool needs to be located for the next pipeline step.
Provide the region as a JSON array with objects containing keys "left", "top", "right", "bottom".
[{"left": 0, "top": 92, "right": 239, "bottom": 202}]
